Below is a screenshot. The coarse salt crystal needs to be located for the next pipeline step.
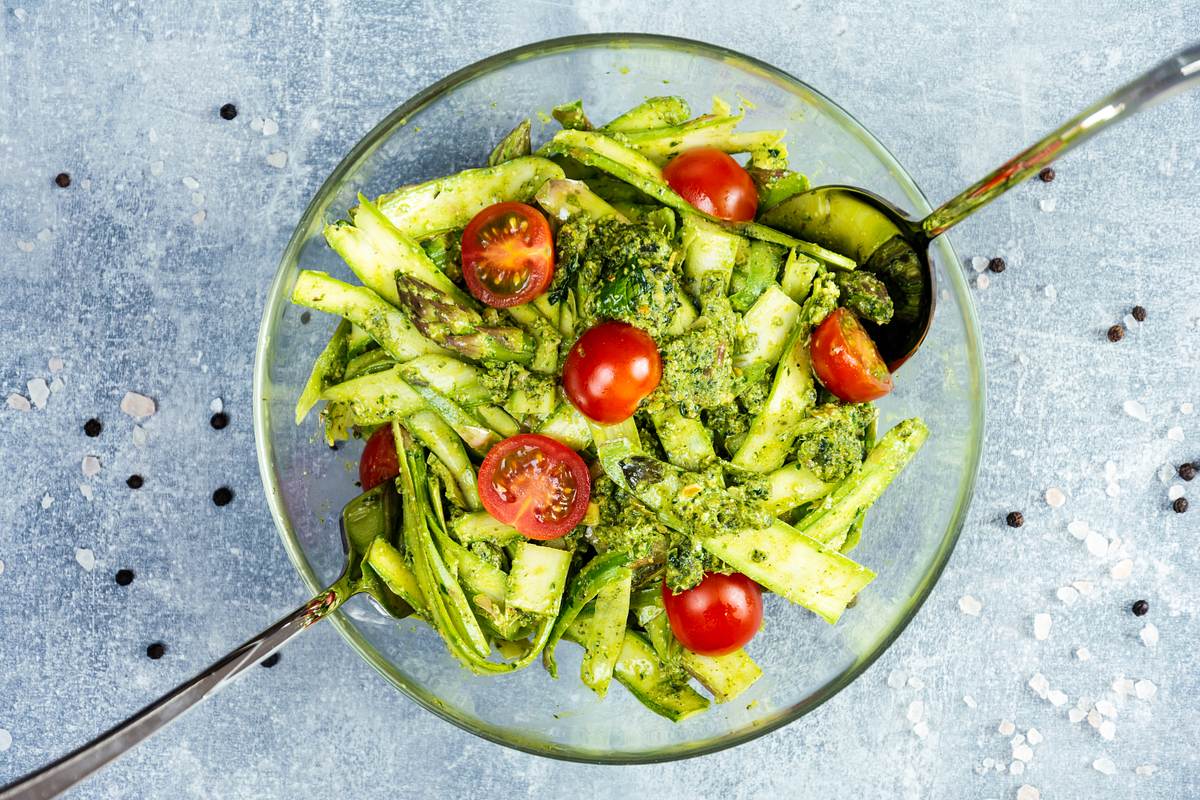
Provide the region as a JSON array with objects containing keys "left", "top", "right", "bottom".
[
  {"left": 1026, "top": 727, "right": 1043, "bottom": 745},
  {"left": 0, "top": 729, "right": 10, "bottom": 753},
  {"left": 182, "top": 176, "right": 200, "bottom": 190},
  {"left": 1124, "top": 313, "right": 1137, "bottom": 328},
  {"left": 1045, "top": 487, "right": 1066, "bottom": 507},
  {"left": 7, "top": 393, "right": 31, "bottom": 411},
  {"left": 1182, "top": 402, "right": 1194, "bottom": 415},
  {"left": 1028, "top": 673, "right": 1049, "bottom": 698},
  {"left": 192, "top": 209, "right": 207, "bottom": 226},
  {"left": 886, "top": 669, "right": 906, "bottom": 689},
  {"left": 1034, "top": 613, "right": 1052, "bottom": 640},
  {"left": 1077, "top": 695, "right": 1094, "bottom": 711},
  {"left": 1010, "top": 760, "right": 1025, "bottom": 775},
  {"left": 1134, "top": 679, "right": 1157, "bottom": 700},
  {"left": 1157, "top": 463, "right": 1174, "bottom": 483},
  {"left": 191, "top": 192, "right": 205, "bottom": 207},
  {"left": 1013, "top": 743, "right": 1034, "bottom": 762},
  {"left": 1011, "top": 733, "right": 1025, "bottom": 746},
  {"left": 262, "top": 118, "right": 279, "bottom": 136},
  {"left": 27, "top": 378, "right": 49, "bottom": 409},
  {"left": 17, "top": 240, "right": 34, "bottom": 253},
  {"left": 1110, "top": 559, "right": 1133, "bottom": 580},
  {"left": 1112, "top": 678, "right": 1135, "bottom": 696},
  {"left": 1140, "top": 623, "right": 1159, "bottom": 647},
  {"left": 1106, "top": 482, "right": 1120, "bottom": 497},
  {"left": 1095, "top": 699, "right": 1118, "bottom": 718},
  {"left": 150, "top": 160, "right": 164, "bottom": 176},
  {"left": 1085, "top": 531, "right": 1108, "bottom": 557},
  {"left": 1076, "top": 647, "right": 1091, "bottom": 661},
  {"left": 1123, "top": 400, "right": 1150, "bottom": 422},
  {"left": 1087, "top": 709, "right": 1103, "bottom": 728},
  {"left": 1099, "top": 720, "right": 1116, "bottom": 740},
  {"left": 81, "top": 455, "right": 101, "bottom": 477},
  {"left": 75, "top": 548, "right": 96, "bottom": 571},
  {"left": 210, "top": 397, "right": 223, "bottom": 413},
  {"left": 1045, "top": 285, "right": 1058, "bottom": 301},
  {"left": 1068, "top": 707, "right": 1087, "bottom": 723},
  {"left": 1056, "top": 586, "right": 1079, "bottom": 605},
  {"left": 121, "top": 391, "right": 156, "bottom": 419},
  {"left": 1017, "top": 785, "right": 1040, "bottom": 800},
  {"left": 79, "top": 484, "right": 94, "bottom": 501},
  {"left": 958, "top": 595, "right": 982, "bottom": 615},
  {"left": 906, "top": 700, "right": 924, "bottom": 723},
  {"left": 48, "top": 356, "right": 64, "bottom": 373},
  {"left": 251, "top": 117, "right": 264, "bottom": 132},
  {"left": 976, "top": 274, "right": 990, "bottom": 289},
  {"left": 1135, "top": 765, "right": 1157, "bottom": 776},
  {"left": 998, "top": 719, "right": 1016, "bottom": 736},
  {"left": 1073, "top": 580, "right": 1094, "bottom": 595},
  {"left": 1067, "top": 519, "right": 1089, "bottom": 539},
  {"left": 49, "top": 377, "right": 64, "bottom": 393},
  {"left": 40, "top": 494, "right": 52, "bottom": 509},
  {"left": 1094, "top": 757, "right": 1117, "bottom": 775},
  {"left": 907, "top": 676, "right": 925, "bottom": 690},
  {"left": 963, "top": 695, "right": 977, "bottom": 708},
  {"left": 912, "top": 721, "right": 929, "bottom": 738},
  {"left": 132, "top": 425, "right": 148, "bottom": 447},
  {"left": 1047, "top": 689, "right": 1068, "bottom": 707},
  {"left": 1167, "top": 426, "right": 1184, "bottom": 441},
  {"left": 1039, "top": 197, "right": 1056, "bottom": 212},
  {"left": 267, "top": 151, "right": 289, "bottom": 169},
  {"left": 982, "top": 757, "right": 994, "bottom": 769},
  {"left": 971, "top": 256, "right": 988, "bottom": 272},
  {"left": 1168, "top": 484, "right": 1185, "bottom": 501}
]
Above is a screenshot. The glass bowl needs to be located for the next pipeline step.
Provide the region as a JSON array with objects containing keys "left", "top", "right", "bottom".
[{"left": 253, "top": 33, "right": 985, "bottom": 763}]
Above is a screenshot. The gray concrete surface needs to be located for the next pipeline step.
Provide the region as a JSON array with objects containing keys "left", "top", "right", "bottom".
[{"left": 1, "top": 1, "right": 1198, "bottom": 798}]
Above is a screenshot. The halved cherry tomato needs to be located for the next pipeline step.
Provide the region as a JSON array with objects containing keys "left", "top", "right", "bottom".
[
  {"left": 460, "top": 201, "right": 554, "bottom": 307},
  {"left": 810, "top": 307, "right": 895, "bottom": 403},
  {"left": 662, "top": 572, "right": 763, "bottom": 656},
  {"left": 359, "top": 425, "right": 400, "bottom": 491},
  {"left": 478, "top": 434, "right": 591, "bottom": 540},
  {"left": 562, "top": 321, "right": 661, "bottom": 424},
  {"left": 663, "top": 147, "right": 758, "bottom": 222}
]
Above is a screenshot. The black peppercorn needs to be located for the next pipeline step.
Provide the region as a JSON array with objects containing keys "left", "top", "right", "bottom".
[
  {"left": 219, "top": 103, "right": 238, "bottom": 120},
  {"left": 115, "top": 569, "right": 135, "bottom": 586},
  {"left": 1107, "top": 325, "right": 1124, "bottom": 342},
  {"left": 1131, "top": 305, "right": 1147, "bottom": 322},
  {"left": 1038, "top": 167, "right": 1055, "bottom": 182},
  {"left": 84, "top": 418, "right": 102, "bottom": 437},
  {"left": 210, "top": 412, "right": 229, "bottom": 430},
  {"left": 212, "top": 486, "right": 234, "bottom": 507},
  {"left": 126, "top": 474, "right": 144, "bottom": 489},
  {"left": 1179, "top": 463, "right": 1196, "bottom": 482},
  {"left": 1131, "top": 599, "right": 1149, "bottom": 616},
  {"left": 988, "top": 257, "right": 1006, "bottom": 273},
  {"left": 54, "top": 172, "right": 71, "bottom": 188},
  {"left": 261, "top": 653, "right": 281, "bottom": 668},
  {"left": 1006, "top": 511, "right": 1024, "bottom": 528},
  {"left": 146, "top": 642, "right": 167, "bottom": 660},
  {"left": 1173, "top": 497, "right": 1189, "bottom": 513}
]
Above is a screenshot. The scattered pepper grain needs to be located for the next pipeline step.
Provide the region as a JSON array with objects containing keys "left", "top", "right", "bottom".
[
  {"left": 1173, "top": 497, "right": 1188, "bottom": 513},
  {"left": 84, "top": 418, "right": 102, "bottom": 438},
  {"left": 1006, "top": 511, "right": 1024, "bottom": 528},
  {"left": 54, "top": 172, "right": 71, "bottom": 188},
  {"left": 1131, "top": 305, "right": 1147, "bottom": 322},
  {"left": 219, "top": 103, "right": 238, "bottom": 120},
  {"left": 1107, "top": 325, "right": 1124, "bottom": 342},
  {"left": 988, "top": 257, "right": 1006, "bottom": 273},
  {"left": 1131, "top": 599, "right": 1149, "bottom": 616},
  {"left": 1038, "top": 167, "right": 1055, "bottom": 182}
]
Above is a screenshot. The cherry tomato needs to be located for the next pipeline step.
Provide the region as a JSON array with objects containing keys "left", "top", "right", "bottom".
[
  {"left": 460, "top": 201, "right": 554, "bottom": 307},
  {"left": 810, "top": 307, "right": 895, "bottom": 403},
  {"left": 562, "top": 321, "right": 661, "bottom": 424},
  {"left": 359, "top": 425, "right": 400, "bottom": 491},
  {"left": 662, "top": 572, "right": 763, "bottom": 656},
  {"left": 477, "top": 434, "right": 591, "bottom": 540},
  {"left": 662, "top": 147, "right": 758, "bottom": 222}
]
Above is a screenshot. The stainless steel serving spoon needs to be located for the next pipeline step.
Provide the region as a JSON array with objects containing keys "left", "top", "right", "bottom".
[
  {"left": 0, "top": 486, "right": 408, "bottom": 800},
  {"left": 763, "top": 41, "right": 1200, "bottom": 369}
]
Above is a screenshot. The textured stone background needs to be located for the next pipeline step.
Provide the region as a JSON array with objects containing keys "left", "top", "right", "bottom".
[{"left": 2, "top": 1, "right": 1198, "bottom": 798}]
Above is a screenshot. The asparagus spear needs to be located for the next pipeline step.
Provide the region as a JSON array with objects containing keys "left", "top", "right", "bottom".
[
  {"left": 394, "top": 274, "right": 534, "bottom": 364},
  {"left": 487, "top": 119, "right": 532, "bottom": 166}
]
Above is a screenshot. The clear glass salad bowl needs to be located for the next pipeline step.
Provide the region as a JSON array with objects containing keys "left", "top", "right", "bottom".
[{"left": 253, "top": 33, "right": 985, "bottom": 763}]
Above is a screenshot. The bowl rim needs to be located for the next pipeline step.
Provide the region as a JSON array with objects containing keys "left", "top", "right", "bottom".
[{"left": 253, "top": 32, "right": 986, "bottom": 764}]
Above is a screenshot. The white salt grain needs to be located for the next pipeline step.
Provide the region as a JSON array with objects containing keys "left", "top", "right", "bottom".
[
  {"left": 971, "top": 256, "right": 988, "bottom": 272},
  {"left": 1039, "top": 197, "right": 1056, "bottom": 212},
  {"left": 959, "top": 595, "right": 982, "bottom": 615},
  {"left": 1095, "top": 699, "right": 1118, "bottom": 718},
  {"left": 0, "top": 559, "right": 4, "bottom": 576},
  {"left": 1068, "top": 707, "right": 1087, "bottom": 723},
  {"left": 1139, "top": 623, "right": 1159, "bottom": 647},
  {"left": 1134, "top": 679, "right": 1157, "bottom": 700},
  {"left": 191, "top": 209, "right": 206, "bottom": 226},
  {"left": 1093, "top": 757, "right": 1117, "bottom": 776},
  {"left": 75, "top": 548, "right": 96, "bottom": 571},
  {"left": 1110, "top": 559, "right": 1133, "bottom": 580},
  {"left": 1135, "top": 765, "right": 1157, "bottom": 776},
  {"left": 81, "top": 455, "right": 101, "bottom": 477},
  {"left": 1047, "top": 689, "right": 1068, "bottom": 707},
  {"left": 262, "top": 118, "right": 279, "bottom": 136},
  {"left": 150, "top": 160, "right": 164, "bottom": 176},
  {"left": 1123, "top": 400, "right": 1150, "bottom": 422},
  {"left": 132, "top": 425, "right": 148, "bottom": 447},
  {"left": 906, "top": 700, "right": 924, "bottom": 723},
  {"left": 1182, "top": 402, "right": 1194, "bottom": 415},
  {"left": 79, "top": 484, "right": 94, "bottom": 501},
  {"left": 998, "top": 719, "right": 1016, "bottom": 736},
  {"left": 1075, "top": 647, "right": 1091, "bottom": 661},
  {"left": 1011, "top": 733, "right": 1025, "bottom": 747},
  {"left": 1026, "top": 727, "right": 1043, "bottom": 745},
  {"left": 1105, "top": 483, "right": 1120, "bottom": 497},
  {"left": 912, "top": 721, "right": 929, "bottom": 738},
  {"left": 1167, "top": 426, "right": 1184, "bottom": 441},
  {"left": 1099, "top": 720, "right": 1116, "bottom": 740},
  {"left": 1013, "top": 743, "right": 1034, "bottom": 762},
  {"left": 191, "top": 191, "right": 205, "bottom": 207},
  {"left": 182, "top": 176, "right": 200, "bottom": 190},
  {"left": 250, "top": 117, "right": 264, "bottom": 132},
  {"left": 7, "top": 393, "right": 31, "bottom": 411},
  {"left": 1087, "top": 709, "right": 1102, "bottom": 728},
  {"left": 963, "top": 694, "right": 977, "bottom": 708},
  {"left": 1046, "top": 286, "right": 1059, "bottom": 302},
  {"left": 886, "top": 669, "right": 907, "bottom": 689},
  {"left": 17, "top": 240, "right": 34, "bottom": 253},
  {"left": 1028, "top": 673, "right": 1050, "bottom": 698},
  {"left": 49, "top": 378, "right": 64, "bottom": 393},
  {"left": 1085, "top": 531, "right": 1108, "bottom": 557},
  {"left": 1056, "top": 586, "right": 1079, "bottom": 605},
  {"left": 976, "top": 274, "right": 990, "bottom": 290},
  {"left": 1067, "top": 519, "right": 1089, "bottom": 539},
  {"left": 1044, "top": 487, "right": 1066, "bottom": 508},
  {"left": 1168, "top": 484, "right": 1185, "bottom": 501},
  {"left": 267, "top": 151, "right": 289, "bottom": 168},
  {"left": 120, "top": 391, "right": 156, "bottom": 419},
  {"left": 1073, "top": 580, "right": 1095, "bottom": 595},
  {"left": 1112, "top": 678, "right": 1135, "bottom": 696},
  {"left": 27, "top": 378, "right": 49, "bottom": 409},
  {"left": 1017, "top": 785, "right": 1040, "bottom": 800},
  {"left": 1034, "top": 613, "right": 1052, "bottom": 640},
  {"left": 906, "top": 676, "right": 925, "bottom": 690},
  {"left": 40, "top": 494, "right": 52, "bottom": 510},
  {"left": 48, "top": 356, "right": 64, "bottom": 373},
  {"left": 210, "top": 397, "right": 223, "bottom": 413},
  {"left": 0, "top": 729, "right": 10, "bottom": 752},
  {"left": 1010, "top": 760, "right": 1025, "bottom": 775}
]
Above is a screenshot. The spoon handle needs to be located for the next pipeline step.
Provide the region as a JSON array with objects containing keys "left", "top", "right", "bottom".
[
  {"left": 923, "top": 42, "right": 1200, "bottom": 238},
  {"left": 0, "top": 589, "right": 343, "bottom": 800}
]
